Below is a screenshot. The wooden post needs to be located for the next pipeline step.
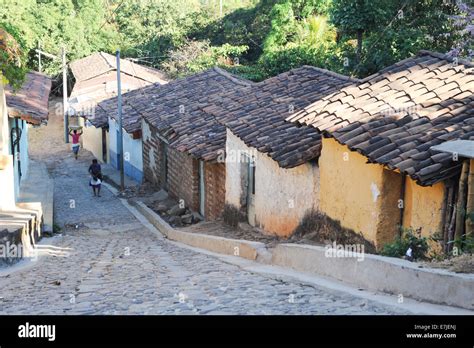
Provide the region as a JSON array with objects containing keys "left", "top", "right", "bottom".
[
  {"left": 455, "top": 160, "right": 469, "bottom": 243},
  {"left": 62, "top": 46, "right": 69, "bottom": 144},
  {"left": 465, "top": 158, "right": 474, "bottom": 237},
  {"left": 116, "top": 50, "right": 124, "bottom": 190}
]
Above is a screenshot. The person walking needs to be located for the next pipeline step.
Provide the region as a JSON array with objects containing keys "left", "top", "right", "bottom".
[
  {"left": 88, "top": 159, "right": 103, "bottom": 197},
  {"left": 69, "top": 129, "right": 83, "bottom": 160}
]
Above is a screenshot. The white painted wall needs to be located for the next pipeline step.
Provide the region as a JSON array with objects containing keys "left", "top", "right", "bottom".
[
  {"left": 108, "top": 117, "right": 143, "bottom": 181},
  {"left": 0, "top": 81, "right": 15, "bottom": 209},
  {"left": 225, "top": 129, "right": 320, "bottom": 237}
]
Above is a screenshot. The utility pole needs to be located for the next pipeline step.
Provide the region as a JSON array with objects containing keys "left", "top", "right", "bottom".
[
  {"left": 35, "top": 46, "right": 69, "bottom": 143},
  {"left": 62, "top": 46, "right": 69, "bottom": 144},
  {"left": 38, "top": 41, "right": 42, "bottom": 73},
  {"left": 116, "top": 50, "right": 125, "bottom": 190}
]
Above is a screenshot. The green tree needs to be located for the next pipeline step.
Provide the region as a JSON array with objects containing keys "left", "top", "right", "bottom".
[{"left": 329, "top": 0, "right": 393, "bottom": 62}]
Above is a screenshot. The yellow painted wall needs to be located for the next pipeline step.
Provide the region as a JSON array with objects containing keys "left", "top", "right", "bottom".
[
  {"left": 403, "top": 177, "right": 445, "bottom": 239},
  {"left": 80, "top": 118, "right": 108, "bottom": 163},
  {"left": 320, "top": 138, "right": 402, "bottom": 249}
]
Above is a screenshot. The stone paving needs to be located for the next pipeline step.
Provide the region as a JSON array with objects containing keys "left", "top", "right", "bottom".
[{"left": 0, "top": 100, "right": 408, "bottom": 315}]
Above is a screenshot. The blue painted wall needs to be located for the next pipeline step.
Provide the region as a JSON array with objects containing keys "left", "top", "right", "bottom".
[
  {"left": 108, "top": 117, "right": 143, "bottom": 183},
  {"left": 9, "top": 118, "right": 29, "bottom": 201}
]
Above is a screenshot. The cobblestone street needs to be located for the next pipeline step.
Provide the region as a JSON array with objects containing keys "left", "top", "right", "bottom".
[{"left": 0, "top": 102, "right": 410, "bottom": 315}]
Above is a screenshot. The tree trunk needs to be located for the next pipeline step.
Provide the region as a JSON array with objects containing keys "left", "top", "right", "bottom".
[
  {"left": 356, "top": 29, "right": 363, "bottom": 63},
  {"left": 465, "top": 159, "right": 474, "bottom": 238},
  {"left": 455, "top": 160, "right": 469, "bottom": 243},
  {"left": 443, "top": 184, "right": 454, "bottom": 253}
]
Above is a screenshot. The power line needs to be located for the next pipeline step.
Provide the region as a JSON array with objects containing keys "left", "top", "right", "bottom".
[{"left": 96, "top": 0, "right": 127, "bottom": 34}]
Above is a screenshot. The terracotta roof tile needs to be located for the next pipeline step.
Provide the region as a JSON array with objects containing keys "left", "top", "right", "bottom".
[
  {"left": 5, "top": 71, "right": 52, "bottom": 125},
  {"left": 289, "top": 51, "right": 473, "bottom": 185}
]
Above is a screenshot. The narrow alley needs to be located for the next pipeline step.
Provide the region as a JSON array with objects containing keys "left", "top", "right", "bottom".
[{"left": 0, "top": 100, "right": 408, "bottom": 315}]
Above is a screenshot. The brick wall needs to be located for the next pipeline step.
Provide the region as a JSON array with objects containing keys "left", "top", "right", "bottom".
[
  {"left": 142, "top": 119, "right": 165, "bottom": 188},
  {"left": 142, "top": 119, "right": 225, "bottom": 220},
  {"left": 204, "top": 162, "right": 226, "bottom": 220},
  {"left": 167, "top": 147, "right": 200, "bottom": 212}
]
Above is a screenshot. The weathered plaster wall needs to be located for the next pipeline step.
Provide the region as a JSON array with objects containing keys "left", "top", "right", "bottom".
[
  {"left": 80, "top": 118, "right": 106, "bottom": 162},
  {"left": 109, "top": 117, "right": 143, "bottom": 182},
  {"left": 142, "top": 118, "right": 164, "bottom": 187},
  {"left": 320, "top": 137, "right": 402, "bottom": 249},
  {"left": 403, "top": 177, "right": 446, "bottom": 238},
  {"left": 226, "top": 129, "right": 319, "bottom": 237}
]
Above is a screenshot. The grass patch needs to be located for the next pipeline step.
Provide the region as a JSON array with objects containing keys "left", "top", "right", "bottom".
[{"left": 292, "top": 210, "right": 376, "bottom": 254}]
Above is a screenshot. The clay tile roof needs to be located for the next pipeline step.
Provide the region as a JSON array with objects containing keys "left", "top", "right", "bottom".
[
  {"left": 288, "top": 50, "right": 473, "bottom": 185},
  {"left": 324, "top": 52, "right": 474, "bottom": 186},
  {"left": 68, "top": 52, "right": 168, "bottom": 125},
  {"left": 133, "top": 66, "right": 354, "bottom": 165},
  {"left": 216, "top": 66, "right": 356, "bottom": 168},
  {"left": 287, "top": 51, "right": 474, "bottom": 133},
  {"left": 70, "top": 52, "right": 167, "bottom": 84},
  {"left": 5, "top": 71, "right": 52, "bottom": 125},
  {"left": 128, "top": 67, "right": 253, "bottom": 159}
]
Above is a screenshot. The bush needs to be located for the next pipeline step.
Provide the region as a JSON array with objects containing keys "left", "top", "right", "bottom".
[{"left": 381, "top": 227, "right": 429, "bottom": 261}]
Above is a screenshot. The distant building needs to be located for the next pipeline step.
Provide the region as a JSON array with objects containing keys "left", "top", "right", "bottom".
[{"left": 68, "top": 52, "right": 167, "bottom": 181}]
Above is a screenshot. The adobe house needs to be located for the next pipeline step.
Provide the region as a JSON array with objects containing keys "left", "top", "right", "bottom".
[
  {"left": 94, "top": 88, "right": 155, "bottom": 183},
  {"left": 287, "top": 51, "right": 474, "bottom": 250},
  {"left": 68, "top": 52, "right": 167, "bottom": 165},
  {"left": 222, "top": 67, "right": 356, "bottom": 237},
  {"left": 141, "top": 67, "right": 252, "bottom": 220},
  {"left": 1, "top": 29, "right": 52, "bottom": 263},
  {"left": 3, "top": 71, "right": 52, "bottom": 202}
]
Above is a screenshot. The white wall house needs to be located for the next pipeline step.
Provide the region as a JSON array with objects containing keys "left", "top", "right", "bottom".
[
  {"left": 225, "top": 129, "right": 320, "bottom": 237},
  {"left": 68, "top": 52, "right": 167, "bottom": 177},
  {"left": 108, "top": 117, "right": 143, "bottom": 183}
]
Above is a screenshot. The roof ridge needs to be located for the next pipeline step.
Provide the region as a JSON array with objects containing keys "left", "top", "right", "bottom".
[
  {"left": 99, "top": 51, "right": 116, "bottom": 70},
  {"left": 418, "top": 50, "right": 474, "bottom": 68},
  {"left": 300, "top": 65, "right": 361, "bottom": 82},
  {"left": 213, "top": 66, "right": 254, "bottom": 87}
]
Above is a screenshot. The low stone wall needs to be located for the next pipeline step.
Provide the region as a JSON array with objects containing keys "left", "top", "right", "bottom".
[
  {"left": 130, "top": 200, "right": 267, "bottom": 261},
  {"left": 271, "top": 243, "right": 474, "bottom": 310}
]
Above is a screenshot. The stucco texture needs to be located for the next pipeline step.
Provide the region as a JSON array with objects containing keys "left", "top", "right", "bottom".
[
  {"left": 225, "top": 129, "right": 319, "bottom": 237},
  {"left": 80, "top": 118, "right": 108, "bottom": 163},
  {"left": 403, "top": 177, "right": 445, "bottom": 239},
  {"left": 320, "top": 138, "right": 402, "bottom": 249}
]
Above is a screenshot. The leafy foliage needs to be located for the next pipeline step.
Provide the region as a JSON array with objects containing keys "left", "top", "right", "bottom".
[
  {"left": 381, "top": 227, "right": 430, "bottom": 261},
  {"left": 0, "top": 24, "right": 27, "bottom": 89},
  {"left": 161, "top": 40, "right": 248, "bottom": 78},
  {"left": 0, "top": 0, "right": 470, "bottom": 83}
]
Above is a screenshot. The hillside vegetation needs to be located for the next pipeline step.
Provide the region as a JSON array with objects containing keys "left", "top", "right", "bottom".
[{"left": 0, "top": 0, "right": 472, "bottom": 84}]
